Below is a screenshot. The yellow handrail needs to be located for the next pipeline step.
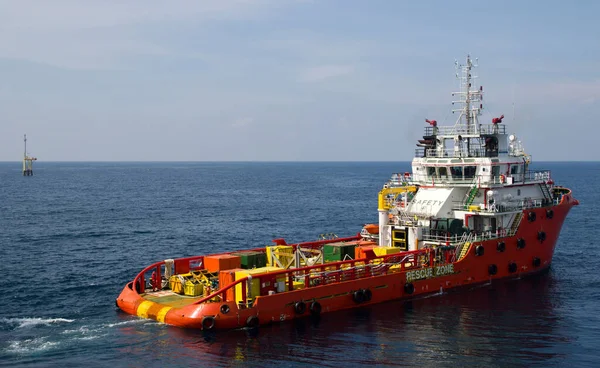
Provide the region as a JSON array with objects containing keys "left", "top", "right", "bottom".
[{"left": 378, "top": 185, "right": 417, "bottom": 211}]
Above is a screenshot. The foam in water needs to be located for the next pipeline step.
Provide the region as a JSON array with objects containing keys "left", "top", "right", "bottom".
[
  {"left": 6, "top": 337, "right": 60, "bottom": 355},
  {"left": 0, "top": 317, "right": 74, "bottom": 329},
  {"left": 61, "top": 325, "right": 107, "bottom": 341},
  {"left": 105, "top": 319, "right": 154, "bottom": 328}
]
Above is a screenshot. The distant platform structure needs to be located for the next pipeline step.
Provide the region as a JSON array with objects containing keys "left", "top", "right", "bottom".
[{"left": 23, "top": 134, "right": 37, "bottom": 176}]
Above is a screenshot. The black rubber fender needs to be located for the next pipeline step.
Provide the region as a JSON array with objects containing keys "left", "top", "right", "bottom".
[
  {"left": 532, "top": 257, "right": 541, "bottom": 267},
  {"left": 528, "top": 211, "right": 537, "bottom": 222},
  {"left": 546, "top": 209, "right": 554, "bottom": 219},
  {"left": 294, "top": 301, "right": 306, "bottom": 315},
  {"left": 363, "top": 289, "right": 372, "bottom": 302},
  {"left": 537, "top": 231, "right": 546, "bottom": 243},
  {"left": 497, "top": 241, "right": 506, "bottom": 252},
  {"left": 508, "top": 262, "right": 518, "bottom": 273},
  {"left": 246, "top": 315, "right": 259, "bottom": 329},
  {"left": 404, "top": 283, "right": 415, "bottom": 294},
  {"left": 488, "top": 264, "right": 498, "bottom": 276},
  {"left": 220, "top": 304, "right": 230, "bottom": 314},
  {"left": 202, "top": 316, "right": 215, "bottom": 330},
  {"left": 352, "top": 290, "right": 365, "bottom": 304},
  {"left": 475, "top": 245, "right": 485, "bottom": 256},
  {"left": 517, "top": 238, "right": 526, "bottom": 249},
  {"left": 310, "top": 301, "right": 322, "bottom": 315}
]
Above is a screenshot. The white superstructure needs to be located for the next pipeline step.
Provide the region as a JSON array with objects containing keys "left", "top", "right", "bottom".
[{"left": 378, "top": 56, "right": 555, "bottom": 255}]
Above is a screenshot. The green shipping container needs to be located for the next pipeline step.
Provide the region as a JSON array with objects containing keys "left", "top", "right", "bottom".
[
  {"left": 233, "top": 251, "right": 267, "bottom": 269},
  {"left": 323, "top": 243, "right": 356, "bottom": 262}
]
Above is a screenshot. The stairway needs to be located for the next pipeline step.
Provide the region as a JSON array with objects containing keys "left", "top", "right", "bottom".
[
  {"left": 458, "top": 242, "right": 471, "bottom": 260},
  {"left": 539, "top": 183, "right": 552, "bottom": 204},
  {"left": 453, "top": 232, "right": 474, "bottom": 262},
  {"left": 463, "top": 185, "right": 479, "bottom": 209},
  {"left": 508, "top": 212, "right": 523, "bottom": 235}
]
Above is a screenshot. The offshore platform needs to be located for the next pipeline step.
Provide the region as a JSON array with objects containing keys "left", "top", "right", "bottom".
[{"left": 22, "top": 134, "right": 37, "bottom": 176}]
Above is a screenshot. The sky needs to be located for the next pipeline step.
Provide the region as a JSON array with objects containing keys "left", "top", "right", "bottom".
[{"left": 0, "top": 0, "right": 598, "bottom": 161}]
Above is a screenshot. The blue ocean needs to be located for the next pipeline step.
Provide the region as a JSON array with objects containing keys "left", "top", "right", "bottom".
[{"left": 1, "top": 161, "right": 598, "bottom": 367}]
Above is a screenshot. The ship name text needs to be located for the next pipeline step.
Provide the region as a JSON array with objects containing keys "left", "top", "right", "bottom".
[{"left": 406, "top": 264, "right": 455, "bottom": 283}]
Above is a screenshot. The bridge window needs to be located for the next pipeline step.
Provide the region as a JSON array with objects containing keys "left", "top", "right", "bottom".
[
  {"left": 464, "top": 166, "right": 477, "bottom": 179},
  {"left": 438, "top": 167, "right": 448, "bottom": 177},
  {"left": 427, "top": 167, "right": 436, "bottom": 177},
  {"left": 451, "top": 166, "right": 463, "bottom": 179},
  {"left": 492, "top": 166, "right": 500, "bottom": 177},
  {"left": 511, "top": 165, "right": 520, "bottom": 175}
]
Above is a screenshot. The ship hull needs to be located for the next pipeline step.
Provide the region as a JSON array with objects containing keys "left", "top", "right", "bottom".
[{"left": 116, "top": 191, "right": 577, "bottom": 330}]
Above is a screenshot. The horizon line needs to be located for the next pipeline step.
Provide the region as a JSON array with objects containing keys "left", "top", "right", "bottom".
[{"left": 1, "top": 160, "right": 599, "bottom": 163}]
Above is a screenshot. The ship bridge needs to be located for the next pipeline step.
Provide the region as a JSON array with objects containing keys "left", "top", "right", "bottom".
[{"left": 377, "top": 55, "right": 557, "bottom": 254}]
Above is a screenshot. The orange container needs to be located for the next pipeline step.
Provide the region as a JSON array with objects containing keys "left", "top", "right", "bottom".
[
  {"left": 204, "top": 254, "right": 241, "bottom": 273},
  {"left": 219, "top": 268, "right": 244, "bottom": 302},
  {"left": 355, "top": 245, "right": 377, "bottom": 259}
]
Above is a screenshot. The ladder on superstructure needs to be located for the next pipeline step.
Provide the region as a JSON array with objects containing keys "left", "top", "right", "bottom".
[
  {"left": 539, "top": 183, "right": 552, "bottom": 204},
  {"left": 508, "top": 212, "right": 523, "bottom": 236}
]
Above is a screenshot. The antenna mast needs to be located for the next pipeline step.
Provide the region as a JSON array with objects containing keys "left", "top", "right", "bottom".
[{"left": 452, "top": 55, "right": 483, "bottom": 134}]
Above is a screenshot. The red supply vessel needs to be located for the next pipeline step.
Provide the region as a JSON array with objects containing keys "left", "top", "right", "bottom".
[{"left": 116, "top": 56, "right": 578, "bottom": 330}]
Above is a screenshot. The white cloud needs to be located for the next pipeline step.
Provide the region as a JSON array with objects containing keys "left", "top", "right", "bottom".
[
  {"left": 0, "top": 0, "right": 278, "bottom": 69},
  {"left": 299, "top": 64, "right": 355, "bottom": 82},
  {"left": 0, "top": 0, "right": 272, "bottom": 30}
]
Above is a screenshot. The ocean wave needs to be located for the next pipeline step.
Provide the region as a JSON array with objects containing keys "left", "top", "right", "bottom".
[
  {"left": 105, "top": 319, "right": 152, "bottom": 328},
  {"left": 5, "top": 337, "right": 59, "bottom": 355},
  {"left": 61, "top": 326, "right": 106, "bottom": 341},
  {"left": 0, "top": 317, "right": 75, "bottom": 329}
]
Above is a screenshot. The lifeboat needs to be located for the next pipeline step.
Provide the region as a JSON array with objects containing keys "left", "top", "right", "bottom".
[{"left": 362, "top": 224, "right": 379, "bottom": 234}]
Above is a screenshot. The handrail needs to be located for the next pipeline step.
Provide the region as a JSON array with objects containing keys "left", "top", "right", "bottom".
[
  {"left": 132, "top": 261, "right": 165, "bottom": 294},
  {"left": 131, "top": 235, "right": 362, "bottom": 295},
  {"left": 191, "top": 247, "right": 433, "bottom": 305}
]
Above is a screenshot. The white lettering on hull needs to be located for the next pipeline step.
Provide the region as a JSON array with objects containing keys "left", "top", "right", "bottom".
[{"left": 406, "top": 264, "right": 455, "bottom": 283}]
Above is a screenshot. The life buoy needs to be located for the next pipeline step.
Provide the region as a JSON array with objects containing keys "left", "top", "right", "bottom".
[
  {"left": 352, "top": 290, "right": 365, "bottom": 304},
  {"left": 246, "top": 315, "right": 259, "bottom": 329},
  {"left": 517, "top": 238, "right": 526, "bottom": 249},
  {"left": 497, "top": 241, "right": 506, "bottom": 253},
  {"left": 220, "top": 304, "right": 230, "bottom": 314},
  {"left": 537, "top": 231, "right": 546, "bottom": 243},
  {"left": 508, "top": 262, "right": 517, "bottom": 273},
  {"left": 500, "top": 174, "right": 506, "bottom": 184},
  {"left": 528, "top": 211, "right": 537, "bottom": 222},
  {"left": 475, "top": 245, "right": 485, "bottom": 256},
  {"left": 488, "top": 264, "right": 498, "bottom": 276},
  {"left": 532, "top": 257, "right": 541, "bottom": 268},
  {"left": 404, "top": 283, "right": 415, "bottom": 294},
  {"left": 294, "top": 301, "right": 306, "bottom": 314},
  {"left": 546, "top": 209, "right": 554, "bottom": 219},
  {"left": 310, "top": 301, "right": 322, "bottom": 315},
  {"left": 202, "top": 316, "right": 215, "bottom": 330}
]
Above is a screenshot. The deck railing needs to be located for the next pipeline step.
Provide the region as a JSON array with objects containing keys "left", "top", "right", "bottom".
[
  {"left": 411, "top": 170, "right": 551, "bottom": 187},
  {"left": 189, "top": 247, "right": 434, "bottom": 307},
  {"left": 131, "top": 236, "right": 362, "bottom": 295},
  {"left": 423, "top": 124, "right": 506, "bottom": 136}
]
